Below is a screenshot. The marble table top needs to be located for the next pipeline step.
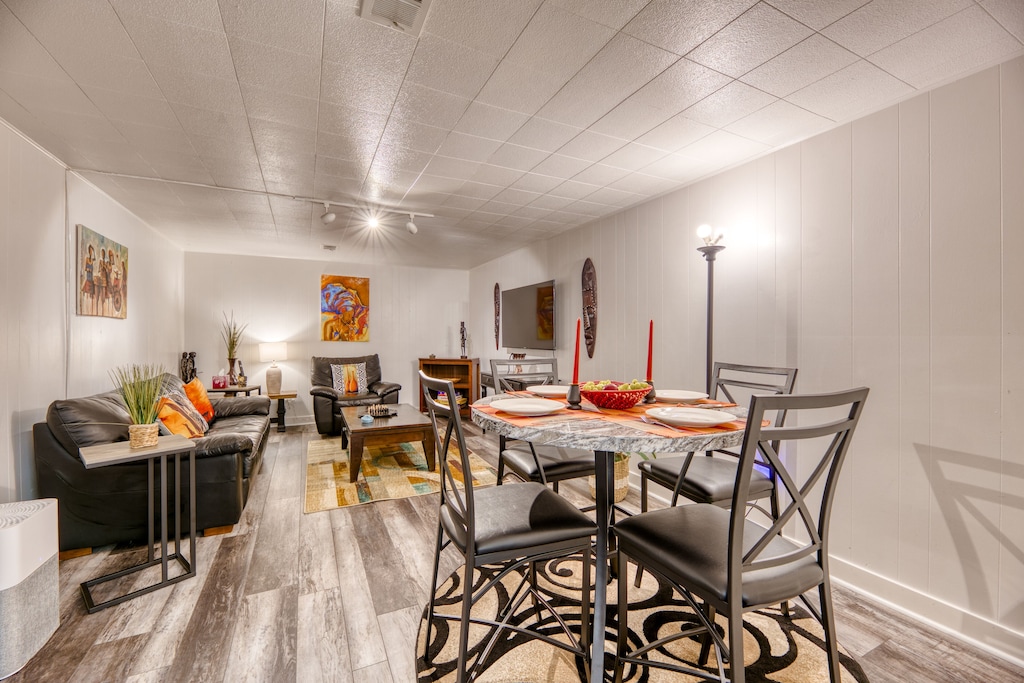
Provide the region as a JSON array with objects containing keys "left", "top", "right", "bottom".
[{"left": 471, "top": 393, "right": 747, "bottom": 454}]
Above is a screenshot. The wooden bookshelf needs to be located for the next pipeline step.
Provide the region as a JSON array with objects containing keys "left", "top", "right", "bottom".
[{"left": 418, "top": 357, "right": 480, "bottom": 418}]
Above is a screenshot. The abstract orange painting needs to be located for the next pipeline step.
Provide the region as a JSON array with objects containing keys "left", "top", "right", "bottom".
[{"left": 321, "top": 275, "right": 369, "bottom": 342}]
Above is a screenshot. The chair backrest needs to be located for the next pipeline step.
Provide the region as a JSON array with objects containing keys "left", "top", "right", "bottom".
[
  {"left": 711, "top": 362, "right": 798, "bottom": 428},
  {"left": 727, "top": 387, "right": 868, "bottom": 599},
  {"left": 419, "top": 370, "right": 476, "bottom": 542},
  {"left": 489, "top": 358, "right": 558, "bottom": 393},
  {"left": 311, "top": 354, "right": 382, "bottom": 387}
]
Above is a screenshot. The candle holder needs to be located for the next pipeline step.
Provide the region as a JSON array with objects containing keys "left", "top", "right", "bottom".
[
  {"left": 643, "top": 379, "right": 657, "bottom": 404},
  {"left": 567, "top": 383, "right": 582, "bottom": 410}
]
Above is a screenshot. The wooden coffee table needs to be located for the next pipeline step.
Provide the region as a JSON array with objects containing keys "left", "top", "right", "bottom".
[{"left": 340, "top": 404, "right": 436, "bottom": 483}]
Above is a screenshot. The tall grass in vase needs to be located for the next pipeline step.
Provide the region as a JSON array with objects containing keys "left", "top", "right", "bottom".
[
  {"left": 221, "top": 311, "right": 248, "bottom": 385},
  {"left": 110, "top": 363, "right": 164, "bottom": 448}
]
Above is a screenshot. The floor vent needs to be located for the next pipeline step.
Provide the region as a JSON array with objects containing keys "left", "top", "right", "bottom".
[{"left": 359, "top": 0, "right": 431, "bottom": 36}]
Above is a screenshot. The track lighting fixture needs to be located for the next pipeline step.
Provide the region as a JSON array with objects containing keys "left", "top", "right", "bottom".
[
  {"left": 406, "top": 215, "right": 418, "bottom": 234},
  {"left": 320, "top": 202, "right": 336, "bottom": 225}
]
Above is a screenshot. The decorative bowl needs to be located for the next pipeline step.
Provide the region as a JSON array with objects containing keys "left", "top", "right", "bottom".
[{"left": 580, "top": 384, "right": 651, "bottom": 410}]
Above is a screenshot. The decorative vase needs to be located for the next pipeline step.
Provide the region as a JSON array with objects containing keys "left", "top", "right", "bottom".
[
  {"left": 128, "top": 423, "right": 159, "bottom": 449},
  {"left": 228, "top": 357, "right": 238, "bottom": 386},
  {"left": 588, "top": 454, "right": 630, "bottom": 503}
]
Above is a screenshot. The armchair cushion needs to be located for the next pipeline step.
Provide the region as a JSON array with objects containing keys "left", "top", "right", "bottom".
[
  {"left": 310, "top": 354, "right": 400, "bottom": 436},
  {"left": 331, "top": 362, "right": 368, "bottom": 394}
]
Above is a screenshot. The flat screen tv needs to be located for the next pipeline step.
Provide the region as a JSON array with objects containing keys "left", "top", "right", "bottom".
[{"left": 501, "top": 280, "right": 555, "bottom": 351}]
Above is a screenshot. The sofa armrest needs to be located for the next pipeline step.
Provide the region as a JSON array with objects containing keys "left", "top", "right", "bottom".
[
  {"left": 193, "top": 432, "right": 254, "bottom": 458},
  {"left": 211, "top": 396, "right": 270, "bottom": 417},
  {"left": 310, "top": 385, "right": 341, "bottom": 401},
  {"left": 369, "top": 381, "right": 401, "bottom": 399}
]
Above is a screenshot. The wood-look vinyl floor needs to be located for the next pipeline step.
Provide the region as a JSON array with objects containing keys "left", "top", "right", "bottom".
[{"left": 11, "top": 424, "right": 1024, "bottom": 682}]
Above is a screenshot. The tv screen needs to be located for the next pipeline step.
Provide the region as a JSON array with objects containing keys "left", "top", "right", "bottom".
[{"left": 501, "top": 280, "right": 555, "bottom": 351}]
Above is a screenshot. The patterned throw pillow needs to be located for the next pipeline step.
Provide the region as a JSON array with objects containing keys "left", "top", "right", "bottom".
[
  {"left": 331, "top": 362, "right": 368, "bottom": 395},
  {"left": 183, "top": 378, "right": 215, "bottom": 422},
  {"left": 158, "top": 394, "right": 206, "bottom": 438}
]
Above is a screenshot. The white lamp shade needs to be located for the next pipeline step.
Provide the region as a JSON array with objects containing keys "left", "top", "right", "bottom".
[{"left": 259, "top": 342, "right": 287, "bottom": 363}]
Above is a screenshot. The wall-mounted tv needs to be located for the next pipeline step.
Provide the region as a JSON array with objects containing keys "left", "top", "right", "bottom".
[{"left": 501, "top": 280, "right": 555, "bottom": 351}]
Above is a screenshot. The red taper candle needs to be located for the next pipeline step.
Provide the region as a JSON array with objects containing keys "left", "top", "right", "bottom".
[
  {"left": 646, "top": 319, "right": 654, "bottom": 382},
  {"left": 572, "top": 317, "right": 581, "bottom": 384}
]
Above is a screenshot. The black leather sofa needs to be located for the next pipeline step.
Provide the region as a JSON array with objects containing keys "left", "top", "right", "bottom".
[
  {"left": 309, "top": 354, "right": 401, "bottom": 439},
  {"left": 33, "top": 374, "right": 271, "bottom": 551}
]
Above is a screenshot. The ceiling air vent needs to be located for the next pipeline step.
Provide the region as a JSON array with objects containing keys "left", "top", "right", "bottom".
[{"left": 360, "top": 0, "right": 431, "bottom": 36}]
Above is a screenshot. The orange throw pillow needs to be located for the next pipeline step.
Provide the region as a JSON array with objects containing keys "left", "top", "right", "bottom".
[
  {"left": 158, "top": 394, "right": 206, "bottom": 438},
  {"left": 184, "top": 378, "right": 215, "bottom": 422}
]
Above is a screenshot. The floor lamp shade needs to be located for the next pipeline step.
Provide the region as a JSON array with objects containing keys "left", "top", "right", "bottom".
[{"left": 259, "top": 342, "right": 287, "bottom": 395}]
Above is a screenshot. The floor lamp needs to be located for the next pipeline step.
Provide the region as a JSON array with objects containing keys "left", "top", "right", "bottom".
[{"left": 696, "top": 225, "right": 724, "bottom": 395}]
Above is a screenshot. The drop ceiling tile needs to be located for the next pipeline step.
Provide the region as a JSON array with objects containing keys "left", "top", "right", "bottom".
[
  {"left": 677, "top": 129, "right": 770, "bottom": 165},
  {"left": 436, "top": 132, "right": 504, "bottom": 162},
  {"left": 726, "top": 99, "right": 833, "bottom": 145},
  {"left": 369, "top": 144, "right": 433, "bottom": 175},
  {"left": 316, "top": 131, "right": 377, "bottom": 168},
  {"left": 313, "top": 174, "right": 364, "bottom": 200},
  {"left": 423, "top": 0, "right": 542, "bottom": 58},
  {"left": 492, "top": 187, "right": 542, "bottom": 206},
  {"left": 571, "top": 163, "right": 631, "bottom": 186},
  {"left": 763, "top": 0, "right": 870, "bottom": 31},
  {"left": 424, "top": 155, "right": 483, "bottom": 180},
  {"left": 487, "top": 143, "right": 549, "bottom": 171},
  {"left": 607, "top": 172, "right": 677, "bottom": 196},
  {"left": 252, "top": 118, "right": 318, "bottom": 157},
  {"left": 320, "top": 52, "right": 408, "bottom": 115},
  {"left": 549, "top": 179, "right": 601, "bottom": 200},
  {"left": 786, "top": 59, "right": 913, "bottom": 120},
  {"left": 683, "top": 81, "right": 777, "bottom": 127},
  {"left": 634, "top": 114, "right": 716, "bottom": 152},
  {"left": 171, "top": 104, "right": 251, "bottom": 141},
  {"left": 409, "top": 174, "right": 464, "bottom": 193},
  {"left": 600, "top": 143, "right": 669, "bottom": 171},
  {"left": 379, "top": 118, "right": 450, "bottom": 154},
  {"left": 588, "top": 98, "right": 675, "bottom": 140},
  {"left": 495, "top": 214, "right": 534, "bottom": 229},
  {"left": 405, "top": 32, "right": 500, "bottom": 99},
  {"left": 556, "top": 130, "right": 629, "bottom": 161},
  {"left": 471, "top": 164, "right": 527, "bottom": 186},
  {"left": 823, "top": 0, "right": 974, "bottom": 57},
  {"left": 639, "top": 152, "right": 716, "bottom": 181},
  {"left": 118, "top": 12, "right": 235, "bottom": 80},
  {"left": 741, "top": 34, "right": 860, "bottom": 97},
  {"left": 531, "top": 153, "right": 591, "bottom": 177},
  {"left": 623, "top": 0, "right": 758, "bottom": 56},
  {"left": 79, "top": 86, "right": 177, "bottom": 128},
  {"left": 455, "top": 180, "right": 503, "bottom": 200},
  {"left": 868, "top": 6, "right": 1022, "bottom": 88},
  {"left": 452, "top": 102, "right": 531, "bottom": 141},
  {"left": 315, "top": 155, "right": 369, "bottom": 180},
  {"left": 62, "top": 55, "right": 163, "bottom": 100},
  {"left": 229, "top": 37, "right": 320, "bottom": 99},
  {"left": 549, "top": 0, "right": 650, "bottom": 30},
  {"left": 219, "top": 0, "right": 324, "bottom": 56},
  {"left": 562, "top": 199, "right": 608, "bottom": 216},
  {"left": 478, "top": 198, "right": 523, "bottom": 215},
  {"left": 687, "top": 3, "right": 812, "bottom": 78},
  {"left": 391, "top": 83, "right": 472, "bottom": 129},
  {"left": 240, "top": 84, "right": 318, "bottom": 130},
  {"left": 507, "top": 118, "right": 583, "bottom": 152},
  {"left": 147, "top": 65, "right": 246, "bottom": 116},
  {"left": 474, "top": 59, "right": 571, "bottom": 116},
  {"left": 510, "top": 172, "right": 563, "bottom": 193},
  {"left": 981, "top": 0, "right": 1024, "bottom": 42},
  {"left": 629, "top": 58, "right": 733, "bottom": 113},
  {"left": 503, "top": 2, "right": 615, "bottom": 81},
  {"left": 114, "top": 120, "right": 193, "bottom": 153},
  {"left": 528, "top": 193, "right": 576, "bottom": 211},
  {"left": 108, "top": 0, "right": 223, "bottom": 31},
  {"left": 442, "top": 194, "right": 488, "bottom": 211},
  {"left": 537, "top": 33, "right": 678, "bottom": 127},
  {"left": 318, "top": 102, "right": 389, "bottom": 139},
  {"left": 515, "top": 204, "right": 559, "bottom": 219}
]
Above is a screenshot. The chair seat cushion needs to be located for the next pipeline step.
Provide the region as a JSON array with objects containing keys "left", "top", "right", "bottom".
[
  {"left": 441, "top": 482, "right": 596, "bottom": 559},
  {"left": 501, "top": 445, "right": 595, "bottom": 482},
  {"left": 615, "top": 504, "right": 823, "bottom": 608},
  {"left": 639, "top": 455, "right": 773, "bottom": 504}
]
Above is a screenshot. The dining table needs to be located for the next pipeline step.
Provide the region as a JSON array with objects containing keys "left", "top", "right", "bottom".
[{"left": 471, "top": 391, "right": 751, "bottom": 683}]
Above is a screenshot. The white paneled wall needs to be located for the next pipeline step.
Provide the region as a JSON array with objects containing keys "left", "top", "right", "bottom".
[
  {"left": 0, "top": 123, "right": 185, "bottom": 503},
  {"left": 468, "top": 56, "right": 1024, "bottom": 663},
  {"left": 184, "top": 253, "right": 469, "bottom": 423}
]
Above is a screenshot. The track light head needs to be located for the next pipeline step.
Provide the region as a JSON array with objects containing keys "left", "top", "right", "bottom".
[
  {"left": 406, "top": 215, "right": 418, "bottom": 234},
  {"left": 320, "top": 202, "right": 336, "bottom": 225}
]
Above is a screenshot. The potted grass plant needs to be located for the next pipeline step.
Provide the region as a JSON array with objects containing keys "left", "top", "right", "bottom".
[
  {"left": 220, "top": 311, "right": 248, "bottom": 385},
  {"left": 110, "top": 363, "right": 164, "bottom": 448}
]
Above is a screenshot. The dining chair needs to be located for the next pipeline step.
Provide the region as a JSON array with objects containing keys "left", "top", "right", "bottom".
[
  {"left": 489, "top": 358, "right": 596, "bottom": 496},
  {"left": 613, "top": 386, "right": 869, "bottom": 683},
  {"left": 419, "top": 371, "right": 596, "bottom": 683}
]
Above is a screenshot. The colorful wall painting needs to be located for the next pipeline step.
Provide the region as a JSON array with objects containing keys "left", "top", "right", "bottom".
[
  {"left": 321, "top": 275, "right": 370, "bottom": 342},
  {"left": 77, "top": 224, "right": 128, "bottom": 319}
]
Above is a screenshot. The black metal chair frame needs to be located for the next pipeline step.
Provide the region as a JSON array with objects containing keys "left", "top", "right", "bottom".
[
  {"left": 614, "top": 387, "right": 869, "bottom": 683},
  {"left": 420, "top": 371, "right": 595, "bottom": 683}
]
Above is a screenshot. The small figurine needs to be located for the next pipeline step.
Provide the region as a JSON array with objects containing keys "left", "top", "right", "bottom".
[{"left": 237, "top": 361, "right": 247, "bottom": 387}]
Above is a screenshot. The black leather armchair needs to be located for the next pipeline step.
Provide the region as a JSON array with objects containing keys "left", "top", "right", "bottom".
[{"left": 309, "top": 354, "right": 401, "bottom": 437}]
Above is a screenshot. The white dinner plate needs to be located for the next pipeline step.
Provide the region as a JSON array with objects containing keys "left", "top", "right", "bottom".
[
  {"left": 656, "top": 389, "right": 709, "bottom": 404},
  {"left": 646, "top": 407, "right": 736, "bottom": 428},
  {"left": 490, "top": 398, "right": 564, "bottom": 417},
  {"left": 527, "top": 384, "right": 570, "bottom": 398}
]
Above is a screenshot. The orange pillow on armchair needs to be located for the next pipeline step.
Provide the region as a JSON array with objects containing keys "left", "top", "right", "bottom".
[{"left": 184, "top": 378, "right": 215, "bottom": 422}]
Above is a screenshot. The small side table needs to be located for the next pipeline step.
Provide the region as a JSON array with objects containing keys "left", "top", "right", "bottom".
[
  {"left": 209, "top": 384, "right": 261, "bottom": 397},
  {"left": 267, "top": 391, "right": 297, "bottom": 432},
  {"left": 78, "top": 434, "right": 197, "bottom": 613}
]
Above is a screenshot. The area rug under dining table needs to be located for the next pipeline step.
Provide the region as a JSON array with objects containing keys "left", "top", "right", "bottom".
[
  {"left": 304, "top": 436, "right": 497, "bottom": 513},
  {"left": 416, "top": 557, "right": 869, "bottom": 682}
]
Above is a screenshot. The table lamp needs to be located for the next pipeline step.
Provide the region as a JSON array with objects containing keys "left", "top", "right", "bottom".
[{"left": 259, "top": 342, "right": 287, "bottom": 395}]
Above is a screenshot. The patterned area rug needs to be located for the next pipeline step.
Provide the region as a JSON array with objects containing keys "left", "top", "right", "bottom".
[
  {"left": 416, "top": 557, "right": 869, "bottom": 682},
  {"left": 304, "top": 437, "right": 497, "bottom": 513}
]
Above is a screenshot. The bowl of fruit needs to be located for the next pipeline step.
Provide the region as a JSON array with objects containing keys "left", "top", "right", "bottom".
[{"left": 579, "top": 380, "right": 651, "bottom": 410}]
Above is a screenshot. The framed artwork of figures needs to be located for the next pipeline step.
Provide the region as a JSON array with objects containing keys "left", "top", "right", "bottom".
[
  {"left": 77, "top": 224, "right": 128, "bottom": 319},
  {"left": 321, "top": 275, "right": 370, "bottom": 341}
]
